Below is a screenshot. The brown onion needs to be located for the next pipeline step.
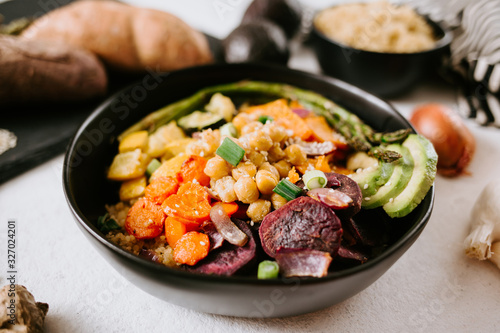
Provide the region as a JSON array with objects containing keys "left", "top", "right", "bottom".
[
  {"left": 410, "top": 104, "right": 475, "bottom": 177},
  {"left": 210, "top": 203, "right": 248, "bottom": 247}
]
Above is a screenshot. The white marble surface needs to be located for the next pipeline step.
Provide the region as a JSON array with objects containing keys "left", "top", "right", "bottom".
[{"left": 1, "top": 1, "right": 500, "bottom": 332}]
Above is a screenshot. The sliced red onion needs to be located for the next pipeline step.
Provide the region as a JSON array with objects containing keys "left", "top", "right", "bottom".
[
  {"left": 201, "top": 222, "right": 225, "bottom": 251},
  {"left": 337, "top": 246, "right": 368, "bottom": 263},
  {"left": 307, "top": 188, "right": 353, "bottom": 210},
  {"left": 275, "top": 248, "right": 332, "bottom": 278},
  {"left": 292, "top": 108, "right": 312, "bottom": 118},
  {"left": 210, "top": 203, "right": 248, "bottom": 247}
]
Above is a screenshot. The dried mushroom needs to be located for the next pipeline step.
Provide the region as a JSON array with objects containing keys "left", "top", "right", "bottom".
[{"left": 0, "top": 284, "right": 48, "bottom": 333}]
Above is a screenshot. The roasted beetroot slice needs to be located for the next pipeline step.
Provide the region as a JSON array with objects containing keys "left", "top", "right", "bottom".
[
  {"left": 201, "top": 222, "right": 225, "bottom": 251},
  {"left": 342, "top": 215, "right": 389, "bottom": 247},
  {"left": 275, "top": 248, "right": 332, "bottom": 278},
  {"left": 337, "top": 245, "right": 368, "bottom": 264},
  {"left": 259, "top": 196, "right": 342, "bottom": 258},
  {"left": 187, "top": 219, "right": 256, "bottom": 276},
  {"left": 138, "top": 249, "right": 161, "bottom": 264}
]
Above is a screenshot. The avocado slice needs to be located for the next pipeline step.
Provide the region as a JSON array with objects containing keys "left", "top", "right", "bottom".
[
  {"left": 383, "top": 134, "right": 437, "bottom": 218},
  {"left": 350, "top": 157, "right": 395, "bottom": 198},
  {"left": 362, "top": 144, "right": 414, "bottom": 209}
]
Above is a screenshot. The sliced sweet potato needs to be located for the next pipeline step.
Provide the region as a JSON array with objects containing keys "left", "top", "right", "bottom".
[
  {"left": 304, "top": 116, "right": 349, "bottom": 149},
  {"left": 243, "top": 99, "right": 312, "bottom": 140},
  {"left": 0, "top": 35, "right": 106, "bottom": 106},
  {"left": 21, "top": 0, "right": 212, "bottom": 72}
]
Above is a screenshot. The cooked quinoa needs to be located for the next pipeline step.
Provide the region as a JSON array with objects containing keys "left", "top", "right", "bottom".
[{"left": 315, "top": 1, "right": 436, "bottom": 53}]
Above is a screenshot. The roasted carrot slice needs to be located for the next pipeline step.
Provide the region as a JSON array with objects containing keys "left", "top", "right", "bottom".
[
  {"left": 212, "top": 202, "right": 239, "bottom": 216},
  {"left": 176, "top": 155, "right": 211, "bottom": 186},
  {"left": 176, "top": 182, "right": 210, "bottom": 201},
  {"left": 162, "top": 182, "right": 211, "bottom": 224},
  {"left": 125, "top": 198, "right": 165, "bottom": 239},
  {"left": 288, "top": 167, "right": 300, "bottom": 183},
  {"left": 314, "top": 155, "right": 332, "bottom": 173},
  {"left": 165, "top": 216, "right": 187, "bottom": 248},
  {"left": 173, "top": 231, "right": 210, "bottom": 266},
  {"left": 144, "top": 176, "right": 179, "bottom": 205}
]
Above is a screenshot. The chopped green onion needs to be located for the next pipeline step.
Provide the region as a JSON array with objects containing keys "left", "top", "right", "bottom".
[
  {"left": 258, "top": 115, "right": 273, "bottom": 124},
  {"left": 97, "top": 213, "right": 121, "bottom": 233},
  {"left": 258, "top": 260, "right": 279, "bottom": 279},
  {"left": 303, "top": 170, "right": 328, "bottom": 190},
  {"left": 146, "top": 158, "right": 162, "bottom": 177},
  {"left": 219, "top": 122, "right": 238, "bottom": 138},
  {"left": 216, "top": 137, "right": 245, "bottom": 166},
  {"left": 273, "top": 179, "right": 303, "bottom": 201}
]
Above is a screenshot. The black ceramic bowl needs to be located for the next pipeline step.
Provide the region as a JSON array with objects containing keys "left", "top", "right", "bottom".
[
  {"left": 63, "top": 63, "right": 434, "bottom": 318},
  {"left": 310, "top": 10, "right": 452, "bottom": 97}
]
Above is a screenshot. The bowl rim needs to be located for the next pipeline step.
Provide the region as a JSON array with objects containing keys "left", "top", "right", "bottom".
[
  {"left": 311, "top": 4, "right": 453, "bottom": 56},
  {"left": 63, "top": 63, "right": 434, "bottom": 286}
]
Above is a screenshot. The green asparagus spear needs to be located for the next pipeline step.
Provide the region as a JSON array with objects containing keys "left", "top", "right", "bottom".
[{"left": 119, "top": 81, "right": 409, "bottom": 161}]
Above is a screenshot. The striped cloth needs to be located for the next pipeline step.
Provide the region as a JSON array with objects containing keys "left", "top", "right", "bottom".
[{"left": 407, "top": 0, "right": 500, "bottom": 127}]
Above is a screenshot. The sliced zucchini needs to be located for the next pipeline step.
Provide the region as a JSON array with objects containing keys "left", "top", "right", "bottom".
[{"left": 177, "top": 111, "right": 225, "bottom": 134}]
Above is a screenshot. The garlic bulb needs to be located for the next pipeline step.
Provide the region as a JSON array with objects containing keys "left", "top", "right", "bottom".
[{"left": 464, "top": 179, "right": 500, "bottom": 269}]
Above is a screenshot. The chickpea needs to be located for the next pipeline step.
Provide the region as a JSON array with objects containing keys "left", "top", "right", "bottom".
[
  {"left": 264, "top": 123, "right": 287, "bottom": 142},
  {"left": 232, "top": 113, "right": 254, "bottom": 131},
  {"left": 246, "top": 199, "right": 271, "bottom": 222},
  {"left": 232, "top": 161, "right": 257, "bottom": 181},
  {"left": 285, "top": 144, "right": 307, "bottom": 166},
  {"left": 185, "top": 141, "right": 204, "bottom": 157},
  {"left": 204, "top": 156, "right": 230, "bottom": 180},
  {"left": 256, "top": 170, "right": 279, "bottom": 195},
  {"left": 233, "top": 176, "right": 259, "bottom": 204},
  {"left": 186, "top": 129, "right": 221, "bottom": 157},
  {"left": 271, "top": 192, "right": 288, "bottom": 210},
  {"left": 247, "top": 131, "right": 273, "bottom": 151},
  {"left": 214, "top": 176, "right": 237, "bottom": 203},
  {"left": 240, "top": 121, "right": 263, "bottom": 136},
  {"left": 247, "top": 151, "right": 266, "bottom": 167},
  {"left": 268, "top": 144, "right": 286, "bottom": 163},
  {"left": 258, "top": 162, "right": 280, "bottom": 181},
  {"left": 273, "top": 160, "right": 292, "bottom": 178}
]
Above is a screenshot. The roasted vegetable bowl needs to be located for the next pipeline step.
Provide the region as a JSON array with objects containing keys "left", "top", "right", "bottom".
[{"left": 63, "top": 63, "right": 435, "bottom": 317}]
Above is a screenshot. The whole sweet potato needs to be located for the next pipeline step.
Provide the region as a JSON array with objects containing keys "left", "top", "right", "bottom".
[
  {"left": 21, "top": 0, "right": 213, "bottom": 72},
  {"left": 0, "top": 35, "right": 107, "bottom": 105}
]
